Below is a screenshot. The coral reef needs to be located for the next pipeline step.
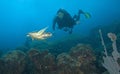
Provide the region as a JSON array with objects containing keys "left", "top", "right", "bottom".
[
  {"left": 2, "top": 50, "right": 27, "bottom": 74},
  {"left": 99, "top": 29, "right": 120, "bottom": 74},
  {"left": 0, "top": 43, "right": 100, "bottom": 74},
  {"left": 0, "top": 59, "right": 4, "bottom": 73},
  {"left": 70, "top": 44, "right": 98, "bottom": 74},
  {"left": 28, "top": 48, "right": 56, "bottom": 74},
  {"left": 1, "top": 22, "right": 120, "bottom": 74},
  {"left": 56, "top": 44, "right": 99, "bottom": 74},
  {"left": 57, "top": 53, "right": 83, "bottom": 74}
]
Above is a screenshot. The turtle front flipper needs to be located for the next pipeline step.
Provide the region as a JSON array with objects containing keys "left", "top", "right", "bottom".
[{"left": 38, "top": 26, "right": 48, "bottom": 35}]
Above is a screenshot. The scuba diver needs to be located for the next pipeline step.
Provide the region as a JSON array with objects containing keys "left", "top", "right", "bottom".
[{"left": 52, "top": 8, "right": 91, "bottom": 34}]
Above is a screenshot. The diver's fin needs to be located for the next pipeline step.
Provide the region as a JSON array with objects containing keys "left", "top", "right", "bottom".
[
  {"left": 38, "top": 26, "right": 48, "bottom": 35},
  {"left": 84, "top": 12, "right": 91, "bottom": 19}
]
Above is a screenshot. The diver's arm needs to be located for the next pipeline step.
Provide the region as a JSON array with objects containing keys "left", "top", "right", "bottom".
[{"left": 52, "top": 17, "right": 57, "bottom": 31}]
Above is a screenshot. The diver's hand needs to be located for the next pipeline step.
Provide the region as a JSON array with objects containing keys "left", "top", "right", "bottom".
[{"left": 52, "top": 31, "right": 56, "bottom": 36}]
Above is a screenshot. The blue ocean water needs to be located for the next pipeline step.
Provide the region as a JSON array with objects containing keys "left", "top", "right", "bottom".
[{"left": 0, "top": 0, "right": 120, "bottom": 50}]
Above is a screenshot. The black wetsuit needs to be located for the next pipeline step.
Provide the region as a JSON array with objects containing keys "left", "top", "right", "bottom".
[{"left": 52, "top": 9, "right": 83, "bottom": 34}]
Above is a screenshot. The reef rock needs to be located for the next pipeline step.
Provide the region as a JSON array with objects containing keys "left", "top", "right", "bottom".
[
  {"left": 2, "top": 50, "right": 27, "bottom": 74},
  {"left": 28, "top": 48, "right": 56, "bottom": 74},
  {"left": 70, "top": 44, "right": 98, "bottom": 74}
]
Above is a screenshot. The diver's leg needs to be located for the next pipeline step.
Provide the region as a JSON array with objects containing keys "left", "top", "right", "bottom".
[
  {"left": 78, "top": 10, "right": 84, "bottom": 15},
  {"left": 73, "top": 10, "right": 85, "bottom": 25},
  {"left": 76, "top": 10, "right": 84, "bottom": 21}
]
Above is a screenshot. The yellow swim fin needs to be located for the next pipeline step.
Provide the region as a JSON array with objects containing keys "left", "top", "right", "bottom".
[{"left": 84, "top": 12, "right": 91, "bottom": 19}]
